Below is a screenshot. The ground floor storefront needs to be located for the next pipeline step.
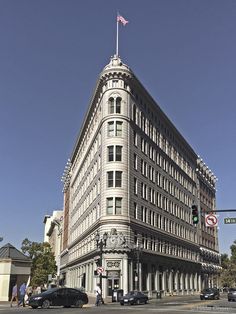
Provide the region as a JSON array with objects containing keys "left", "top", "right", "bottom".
[{"left": 62, "top": 250, "right": 220, "bottom": 299}]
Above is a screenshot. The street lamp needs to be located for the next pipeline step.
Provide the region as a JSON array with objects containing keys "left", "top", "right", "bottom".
[
  {"left": 132, "top": 243, "right": 143, "bottom": 291},
  {"left": 95, "top": 231, "right": 108, "bottom": 300}
]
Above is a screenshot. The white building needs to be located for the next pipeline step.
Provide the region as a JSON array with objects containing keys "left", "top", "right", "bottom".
[
  {"left": 60, "top": 55, "right": 220, "bottom": 298},
  {"left": 43, "top": 210, "right": 63, "bottom": 278}
]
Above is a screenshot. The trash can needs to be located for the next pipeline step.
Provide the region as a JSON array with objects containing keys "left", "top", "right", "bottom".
[
  {"left": 117, "top": 289, "right": 124, "bottom": 302},
  {"left": 156, "top": 291, "right": 162, "bottom": 299},
  {"left": 112, "top": 289, "right": 117, "bottom": 302}
]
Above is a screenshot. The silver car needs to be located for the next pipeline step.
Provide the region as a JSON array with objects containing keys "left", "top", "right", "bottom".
[{"left": 228, "top": 288, "right": 236, "bottom": 301}]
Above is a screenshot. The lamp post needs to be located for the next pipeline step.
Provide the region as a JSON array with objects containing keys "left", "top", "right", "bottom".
[
  {"left": 132, "top": 243, "right": 143, "bottom": 291},
  {"left": 95, "top": 231, "right": 108, "bottom": 299}
]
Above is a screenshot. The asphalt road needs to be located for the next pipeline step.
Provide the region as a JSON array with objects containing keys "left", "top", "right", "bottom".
[{"left": 1, "top": 294, "right": 236, "bottom": 314}]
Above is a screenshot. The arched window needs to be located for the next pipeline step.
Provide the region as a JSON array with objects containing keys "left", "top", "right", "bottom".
[
  {"left": 133, "top": 104, "right": 137, "bottom": 123},
  {"left": 108, "top": 96, "right": 122, "bottom": 114},
  {"left": 116, "top": 97, "right": 121, "bottom": 113},
  {"left": 108, "top": 97, "right": 115, "bottom": 114}
]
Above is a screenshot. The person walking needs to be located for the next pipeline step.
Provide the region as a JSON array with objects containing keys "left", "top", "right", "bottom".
[
  {"left": 18, "top": 282, "right": 26, "bottom": 307},
  {"left": 95, "top": 283, "right": 102, "bottom": 306},
  {"left": 10, "top": 283, "right": 18, "bottom": 307}
]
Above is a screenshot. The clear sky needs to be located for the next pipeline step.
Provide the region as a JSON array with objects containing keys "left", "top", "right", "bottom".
[{"left": 0, "top": 0, "right": 235, "bottom": 255}]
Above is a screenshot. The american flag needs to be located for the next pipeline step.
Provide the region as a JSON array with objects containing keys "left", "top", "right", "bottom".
[{"left": 117, "top": 15, "right": 129, "bottom": 26}]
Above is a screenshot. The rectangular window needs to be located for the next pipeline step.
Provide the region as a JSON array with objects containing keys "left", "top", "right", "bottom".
[
  {"left": 107, "top": 171, "right": 113, "bottom": 187},
  {"left": 112, "top": 80, "right": 118, "bottom": 87},
  {"left": 116, "top": 121, "right": 123, "bottom": 136},
  {"left": 108, "top": 122, "right": 114, "bottom": 137},
  {"left": 133, "top": 131, "right": 137, "bottom": 146},
  {"left": 115, "top": 171, "right": 122, "bottom": 187},
  {"left": 134, "top": 202, "right": 137, "bottom": 219},
  {"left": 116, "top": 146, "right": 122, "bottom": 161},
  {"left": 115, "top": 197, "right": 122, "bottom": 214},
  {"left": 134, "top": 177, "right": 137, "bottom": 195},
  {"left": 134, "top": 153, "right": 137, "bottom": 170},
  {"left": 107, "top": 198, "right": 113, "bottom": 215},
  {"left": 108, "top": 146, "right": 114, "bottom": 161}
]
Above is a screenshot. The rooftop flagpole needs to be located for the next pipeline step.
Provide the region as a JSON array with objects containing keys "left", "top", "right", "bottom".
[
  {"left": 116, "top": 13, "right": 119, "bottom": 56},
  {"left": 116, "top": 13, "right": 129, "bottom": 57}
]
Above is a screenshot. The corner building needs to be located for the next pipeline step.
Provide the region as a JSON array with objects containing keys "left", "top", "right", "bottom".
[{"left": 60, "top": 56, "right": 220, "bottom": 298}]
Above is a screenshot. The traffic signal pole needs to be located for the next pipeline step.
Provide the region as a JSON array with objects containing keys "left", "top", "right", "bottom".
[{"left": 203, "top": 209, "right": 236, "bottom": 213}]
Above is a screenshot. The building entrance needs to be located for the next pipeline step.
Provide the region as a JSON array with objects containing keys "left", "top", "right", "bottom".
[{"left": 107, "top": 278, "right": 120, "bottom": 296}]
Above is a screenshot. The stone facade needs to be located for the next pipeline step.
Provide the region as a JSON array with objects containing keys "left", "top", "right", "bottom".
[{"left": 60, "top": 55, "right": 220, "bottom": 298}]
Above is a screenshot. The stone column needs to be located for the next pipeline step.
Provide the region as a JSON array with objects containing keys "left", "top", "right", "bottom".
[
  {"left": 123, "top": 256, "right": 128, "bottom": 294},
  {"left": 147, "top": 264, "right": 152, "bottom": 297},
  {"left": 155, "top": 269, "right": 160, "bottom": 291},
  {"left": 185, "top": 273, "right": 189, "bottom": 294},
  {"left": 162, "top": 270, "right": 166, "bottom": 294},
  {"left": 180, "top": 272, "right": 184, "bottom": 295},
  {"left": 129, "top": 260, "right": 134, "bottom": 292},
  {"left": 169, "top": 271, "right": 173, "bottom": 295}
]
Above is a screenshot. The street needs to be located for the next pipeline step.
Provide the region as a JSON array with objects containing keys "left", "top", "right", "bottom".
[{"left": 1, "top": 294, "right": 236, "bottom": 314}]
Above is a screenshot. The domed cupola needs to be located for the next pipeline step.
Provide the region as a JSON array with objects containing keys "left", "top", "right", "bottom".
[{"left": 100, "top": 55, "right": 133, "bottom": 82}]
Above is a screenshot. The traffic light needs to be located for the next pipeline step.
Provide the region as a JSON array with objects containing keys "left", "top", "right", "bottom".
[
  {"left": 94, "top": 256, "right": 101, "bottom": 266},
  {"left": 192, "top": 205, "right": 199, "bottom": 224}
]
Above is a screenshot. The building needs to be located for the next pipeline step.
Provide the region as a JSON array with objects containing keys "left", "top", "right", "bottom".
[
  {"left": 0, "top": 243, "right": 31, "bottom": 301},
  {"left": 43, "top": 210, "right": 63, "bottom": 280},
  {"left": 60, "top": 55, "right": 220, "bottom": 298}
]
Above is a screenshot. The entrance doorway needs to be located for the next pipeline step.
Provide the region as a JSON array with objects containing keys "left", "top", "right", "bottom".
[{"left": 107, "top": 278, "right": 120, "bottom": 296}]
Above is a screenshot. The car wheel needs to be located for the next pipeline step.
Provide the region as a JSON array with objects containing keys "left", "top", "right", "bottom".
[
  {"left": 75, "top": 299, "right": 84, "bottom": 308},
  {"left": 120, "top": 302, "right": 124, "bottom": 306},
  {"left": 200, "top": 297, "right": 203, "bottom": 300},
  {"left": 31, "top": 306, "right": 38, "bottom": 309},
  {"left": 228, "top": 299, "right": 231, "bottom": 302},
  {"left": 41, "top": 299, "right": 50, "bottom": 309}
]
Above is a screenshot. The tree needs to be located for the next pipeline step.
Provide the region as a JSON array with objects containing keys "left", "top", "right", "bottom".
[
  {"left": 220, "top": 240, "right": 236, "bottom": 288},
  {"left": 21, "top": 238, "right": 57, "bottom": 286}
]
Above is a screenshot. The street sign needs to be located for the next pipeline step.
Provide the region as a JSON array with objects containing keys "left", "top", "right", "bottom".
[
  {"left": 97, "top": 266, "right": 104, "bottom": 274},
  {"left": 205, "top": 214, "right": 218, "bottom": 227},
  {"left": 224, "top": 217, "right": 236, "bottom": 224}
]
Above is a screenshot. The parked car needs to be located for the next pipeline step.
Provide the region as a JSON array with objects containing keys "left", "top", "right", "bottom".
[
  {"left": 28, "top": 287, "right": 88, "bottom": 309},
  {"left": 120, "top": 291, "right": 148, "bottom": 305},
  {"left": 200, "top": 288, "right": 220, "bottom": 300},
  {"left": 228, "top": 288, "right": 236, "bottom": 301}
]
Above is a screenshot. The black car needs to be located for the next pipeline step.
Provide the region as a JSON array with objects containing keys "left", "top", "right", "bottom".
[
  {"left": 200, "top": 288, "right": 220, "bottom": 300},
  {"left": 120, "top": 291, "right": 148, "bottom": 305},
  {"left": 228, "top": 288, "right": 236, "bottom": 301},
  {"left": 28, "top": 287, "right": 88, "bottom": 309}
]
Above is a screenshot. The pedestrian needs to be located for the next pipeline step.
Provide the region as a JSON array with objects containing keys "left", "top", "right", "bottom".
[
  {"left": 18, "top": 282, "right": 26, "bottom": 307},
  {"left": 10, "top": 283, "right": 18, "bottom": 307},
  {"left": 95, "top": 283, "right": 102, "bottom": 306}
]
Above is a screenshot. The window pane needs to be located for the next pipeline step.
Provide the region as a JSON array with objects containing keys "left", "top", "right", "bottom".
[
  {"left": 109, "top": 98, "right": 115, "bottom": 114},
  {"left": 116, "top": 121, "right": 122, "bottom": 136},
  {"left": 115, "top": 146, "right": 122, "bottom": 161},
  {"left": 115, "top": 171, "right": 122, "bottom": 187},
  {"left": 107, "top": 171, "right": 113, "bottom": 187},
  {"left": 108, "top": 122, "right": 114, "bottom": 136},
  {"left": 107, "top": 198, "right": 113, "bottom": 215},
  {"left": 108, "top": 146, "right": 114, "bottom": 161},
  {"left": 116, "top": 98, "right": 121, "bottom": 113},
  {"left": 115, "top": 198, "right": 122, "bottom": 214}
]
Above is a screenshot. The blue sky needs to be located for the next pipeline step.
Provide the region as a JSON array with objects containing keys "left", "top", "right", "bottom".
[{"left": 0, "top": 0, "right": 235, "bottom": 255}]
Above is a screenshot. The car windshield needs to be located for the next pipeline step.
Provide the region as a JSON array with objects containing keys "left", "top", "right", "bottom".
[
  {"left": 41, "top": 288, "right": 59, "bottom": 295},
  {"left": 203, "top": 289, "right": 214, "bottom": 293}
]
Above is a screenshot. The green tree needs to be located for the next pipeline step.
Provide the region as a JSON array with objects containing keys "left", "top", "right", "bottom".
[
  {"left": 220, "top": 240, "right": 236, "bottom": 288},
  {"left": 21, "top": 238, "right": 57, "bottom": 286}
]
